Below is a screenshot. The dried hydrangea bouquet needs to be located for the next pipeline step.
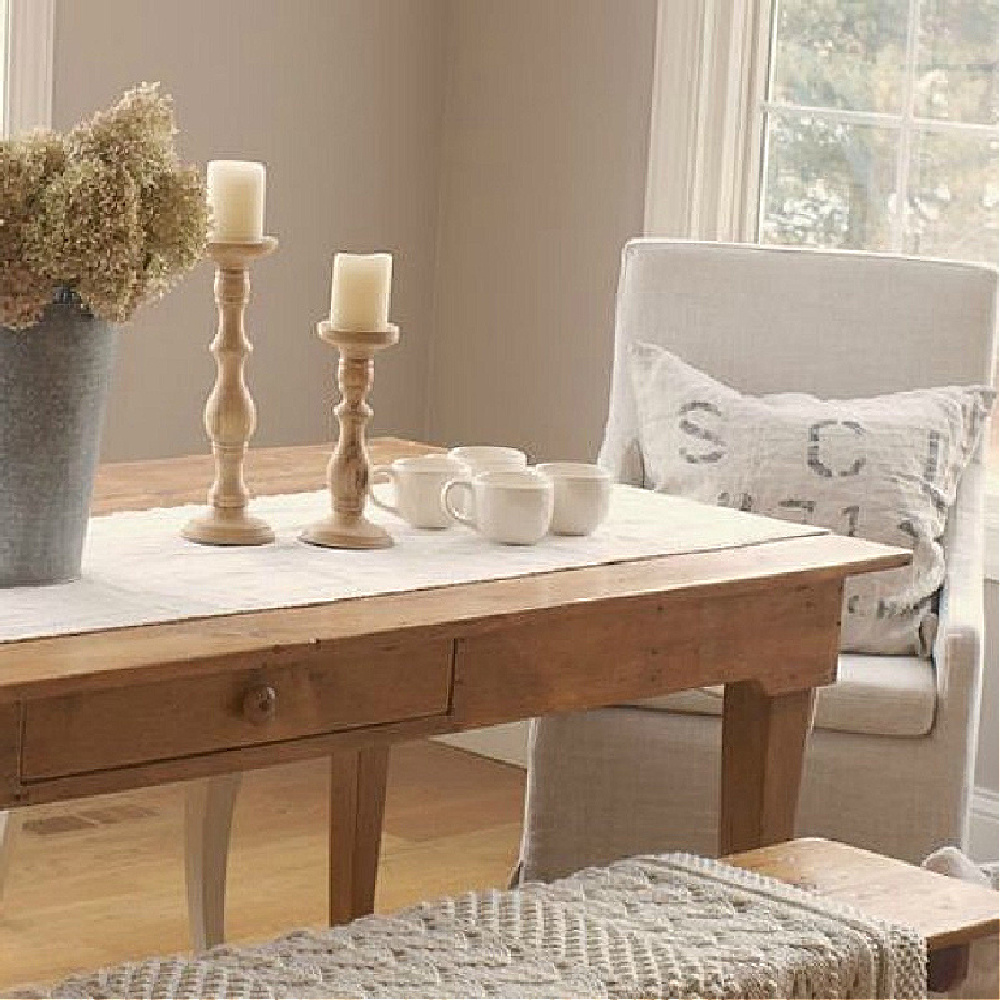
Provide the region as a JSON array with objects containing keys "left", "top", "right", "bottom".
[{"left": 0, "top": 84, "right": 208, "bottom": 586}]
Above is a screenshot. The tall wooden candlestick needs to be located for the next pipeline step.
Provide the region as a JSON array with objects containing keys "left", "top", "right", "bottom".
[
  {"left": 183, "top": 238, "right": 277, "bottom": 546},
  {"left": 301, "top": 321, "right": 399, "bottom": 549}
]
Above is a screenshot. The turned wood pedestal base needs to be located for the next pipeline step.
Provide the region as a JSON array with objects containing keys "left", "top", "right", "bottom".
[
  {"left": 301, "top": 516, "right": 393, "bottom": 550},
  {"left": 183, "top": 507, "right": 275, "bottom": 547},
  {"left": 183, "top": 239, "right": 278, "bottom": 547},
  {"left": 302, "top": 324, "right": 399, "bottom": 551}
]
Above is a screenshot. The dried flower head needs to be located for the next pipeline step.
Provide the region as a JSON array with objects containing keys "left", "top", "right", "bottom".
[
  {"left": 0, "top": 83, "right": 207, "bottom": 330},
  {"left": 33, "top": 159, "right": 145, "bottom": 322},
  {"left": 66, "top": 82, "right": 177, "bottom": 183},
  {"left": 0, "top": 131, "right": 68, "bottom": 327}
]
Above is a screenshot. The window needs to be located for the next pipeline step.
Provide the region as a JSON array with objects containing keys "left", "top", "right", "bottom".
[
  {"left": 757, "top": 0, "right": 999, "bottom": 266},
  {"left": 0, "top": 0, "right": 8, "bottom": 136}
]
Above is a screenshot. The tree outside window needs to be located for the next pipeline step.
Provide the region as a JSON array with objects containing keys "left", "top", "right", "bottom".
[{"left": 759, "top": 0, "right": 998, "bottom": 267}]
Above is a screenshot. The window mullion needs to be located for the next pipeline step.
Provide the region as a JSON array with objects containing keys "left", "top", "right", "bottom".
[
  {"left": 758, "top": 101, "right": 904, "bottom": 127},
  {"left": 759, "top": 100, "right": 996, "bottom": 137},
  {"left": 892, "top": 0, "right": 923, "bottom": 253},
  {"left": 909, "top": 117, "right": 997, "bottom": 135},
  {"left": 753, "top": 0, "right": 781, "bottom": 241}
]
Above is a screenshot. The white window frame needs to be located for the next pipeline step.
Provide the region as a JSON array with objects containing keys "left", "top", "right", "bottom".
[
  {"left": 3, "top": 0, "right": 54, "bottom": 137},
  {"left": 644, "top": 0, "right": 772, "bottom": 241},
  {"left": 757, "top": 0, "right": 999, "bottom": 257},
  {"left": 0, "top": 0, "right": 6, "bottom": 133}
]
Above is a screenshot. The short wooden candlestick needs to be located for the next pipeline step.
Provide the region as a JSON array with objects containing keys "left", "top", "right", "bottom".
[
  {"left": 301, "top": 321, "right": 399, "bottom": 550},
  {"left": 183, "top": 238, "right": 278, "bottom": 546}
]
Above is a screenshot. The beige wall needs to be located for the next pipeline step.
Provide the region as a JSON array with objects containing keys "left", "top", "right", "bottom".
[
  {"left": 53, "top": 0, "right": 447, "bottom": 461},
  {"left": 427, "top": 0, "right": 657, "bottom": 461},
  {"left": 53, "top": 0, "right": 657, "bottom": 463}
]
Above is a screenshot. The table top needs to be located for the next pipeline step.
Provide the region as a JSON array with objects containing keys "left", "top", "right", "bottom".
[
  {"left": 728, "top": 838, "right": 999, "bottom": 950},
  {"left": 0, "top": 439, "right": 909, "bottom": 701}
]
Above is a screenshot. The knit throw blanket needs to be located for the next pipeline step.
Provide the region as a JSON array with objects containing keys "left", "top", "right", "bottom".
[{"left": 17, "top": 854, "right": 927, "bottom": 999}]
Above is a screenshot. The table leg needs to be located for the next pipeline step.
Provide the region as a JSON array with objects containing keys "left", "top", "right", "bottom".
[
  {"left": 0, "top": 808, "right": 22, "bottom": 901},
  {"left": 184, "top": 772, "right": 242, "bottom": 951},
  {"left": 330, "top": 745, "right": 390, "bottom": 925},
  {"left": 927, "top": 944, "right": 971, "bottom": 993},
  {"left": 720, "top": 681, "right": 815, "bottom": 855}
]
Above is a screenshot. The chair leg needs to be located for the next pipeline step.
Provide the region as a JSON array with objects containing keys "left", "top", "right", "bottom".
[
  {"left": 0, "top": 809, "right": 22, "bottom": 901},
  {"left": 185, "top": 773, "right": 242, "bottom": 951}
]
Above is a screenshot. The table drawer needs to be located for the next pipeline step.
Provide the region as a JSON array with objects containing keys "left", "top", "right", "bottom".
[{"left": 22, "top": 636, "right": 452, "bottom": 780}]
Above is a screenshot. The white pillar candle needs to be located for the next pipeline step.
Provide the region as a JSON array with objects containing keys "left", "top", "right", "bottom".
[
  {"left": 206, "top": 160, "right": 266, "bottom": 242},
  {"left": 329, "top": 253, "right": 393, "bottom": 331}
]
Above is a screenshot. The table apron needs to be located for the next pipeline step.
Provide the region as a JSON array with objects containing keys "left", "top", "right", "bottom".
[
  {"left": 451, "top": 575, "right": 843, "bottom": 725},
  {"left": 0, "top": 576, "right": 843, "bottom": 808}
]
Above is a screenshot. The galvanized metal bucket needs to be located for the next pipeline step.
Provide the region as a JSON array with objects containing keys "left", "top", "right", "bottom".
[{"left": 0, "top": 298, "right": 118, "bottom": 587}]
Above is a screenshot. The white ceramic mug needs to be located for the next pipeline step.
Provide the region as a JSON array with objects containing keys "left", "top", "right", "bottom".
[
  {"left": 536, "top": 462, "right": 612, "bottom": 536},
  {"left": 447, "top": 445, "right": 528, "bottom": 474},
  {"left": 441, "top": 469, "right": 554, "bottom": 545},
  {"left": 369, "top": 455, "right": 469, "bottom": 529},
  {"left": 446, "top": 446, "right": 528, "bottom": 518}
]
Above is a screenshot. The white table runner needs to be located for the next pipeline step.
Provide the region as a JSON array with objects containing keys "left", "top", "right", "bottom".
[{"left": 0, "top": 486, "right": 826, "bottom": 643}]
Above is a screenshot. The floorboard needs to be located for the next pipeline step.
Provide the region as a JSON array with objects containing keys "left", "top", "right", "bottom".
[{"left": 0, "top": 741, "right": 525, "bottom": 990}]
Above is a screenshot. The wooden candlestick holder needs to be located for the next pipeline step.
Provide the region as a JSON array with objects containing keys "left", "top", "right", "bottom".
[
  {"left": 183, "top": 238, "right": 278, "bottom": 546},
  {"left": 301, "top": 321, "right": 399, "bottom": 549}
]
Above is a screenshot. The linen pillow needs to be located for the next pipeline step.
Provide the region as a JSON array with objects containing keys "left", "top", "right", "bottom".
[{"left": 628, "top": 342, "right": 994, "bottom": 656}]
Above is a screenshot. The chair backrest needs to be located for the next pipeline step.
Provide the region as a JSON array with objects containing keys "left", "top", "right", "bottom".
[{"left": 599, "top": 239, "right": 998, "bottom": 480}]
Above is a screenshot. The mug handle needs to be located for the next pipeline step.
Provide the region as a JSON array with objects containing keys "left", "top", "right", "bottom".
[
  {"left": 368, "top": 465, "right": 400, "bottom": 517},
  {"left": 441, "top": 479, "right": 475, "bottom": 528}
]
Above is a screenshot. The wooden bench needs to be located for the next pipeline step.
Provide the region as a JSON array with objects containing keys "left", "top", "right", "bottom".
[
  {"left": 18, "top": 839, "right": 996, "bottom": 998},
  {"left": 727, "top": 838, "right": 1000, "bottom": 994}
]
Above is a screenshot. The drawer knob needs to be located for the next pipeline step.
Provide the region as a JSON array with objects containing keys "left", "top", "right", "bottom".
[{"left": 242, "top": 684, "right": 277, "bottom": 724}]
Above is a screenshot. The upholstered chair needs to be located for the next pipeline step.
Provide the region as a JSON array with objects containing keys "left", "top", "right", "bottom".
[{"left": 520, "top": 239, "right": 997, "bottom": 877}]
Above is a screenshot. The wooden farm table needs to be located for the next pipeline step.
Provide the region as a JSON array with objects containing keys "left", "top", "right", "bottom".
[{"left": 0, "top": 439, "right": 909, "bottom": 946}]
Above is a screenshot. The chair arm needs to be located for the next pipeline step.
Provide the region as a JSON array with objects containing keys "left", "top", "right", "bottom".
[{"left": 933, "top": 464, "right": 986, "bottom": 704}]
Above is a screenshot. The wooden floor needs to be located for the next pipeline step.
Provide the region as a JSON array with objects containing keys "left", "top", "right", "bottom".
[{"left": 0, "top": 741, "right": 525, "bottom": 990}]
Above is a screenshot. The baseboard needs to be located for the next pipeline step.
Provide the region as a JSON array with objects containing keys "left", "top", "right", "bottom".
[
  {"left": 969, "top": 786, "right": 999, "bottom": 863},
  {"left": 435, "top": 722, "right": 530, "bottom": 768}
]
